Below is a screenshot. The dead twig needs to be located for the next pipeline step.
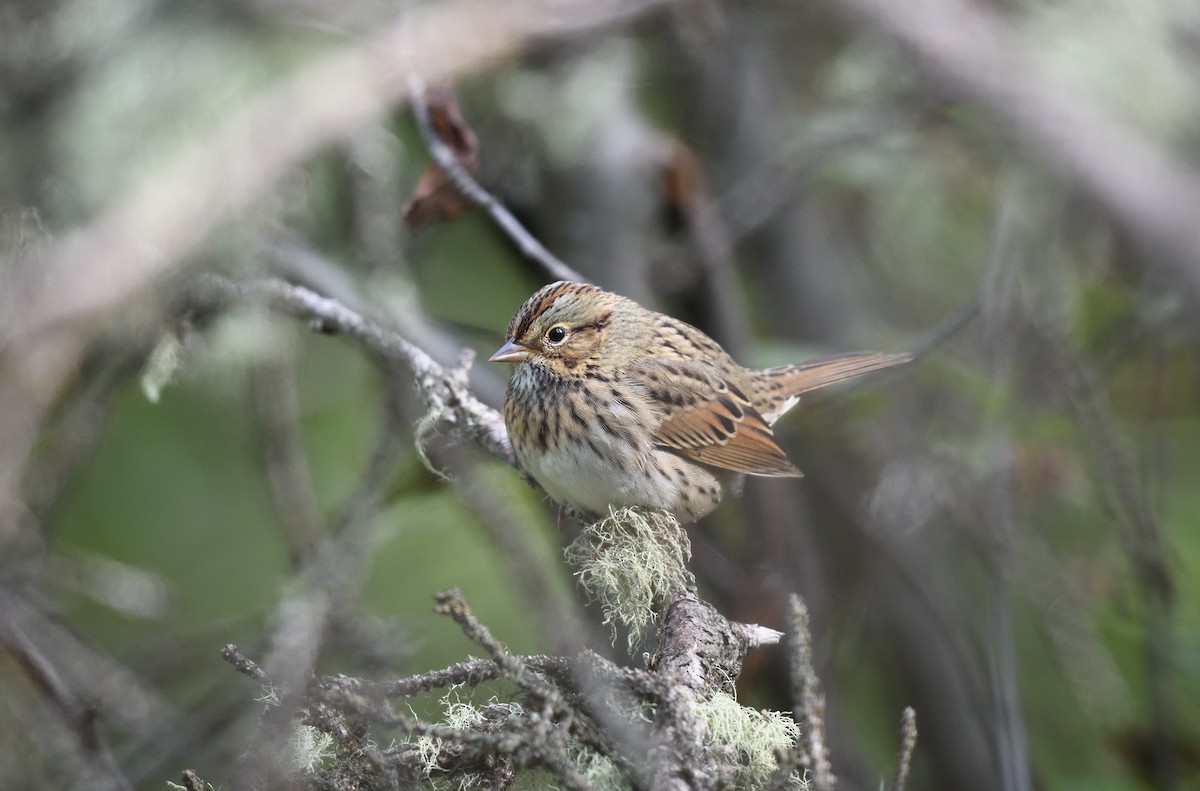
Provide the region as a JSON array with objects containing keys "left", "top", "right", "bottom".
[
  {"left": 409, "top": 76, "right": 589, "bottom": 285},
  {"left": 766, "top": 594, "right": 834, "bottom": 791},
  {"left": 220, "top": 644, "right": 271, "bottom": 686}
]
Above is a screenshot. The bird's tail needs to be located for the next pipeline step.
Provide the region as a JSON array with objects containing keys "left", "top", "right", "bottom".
[
  {"left": 767, "top": 351, "right": 911, "bottom": 394},
  {"left": 756, "top": 351, "right": 910, "bottom": 423}
]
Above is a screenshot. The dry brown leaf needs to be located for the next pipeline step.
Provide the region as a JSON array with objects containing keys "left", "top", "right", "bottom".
[
  {"left": 402, "top": 83, "right": 480, "bottom": 228},
  {"left": 659, "top": 139, "right": 705, "bottom": 231}
]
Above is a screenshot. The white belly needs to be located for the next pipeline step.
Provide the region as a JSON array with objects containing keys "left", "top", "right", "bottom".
[{"left": 518, "top": 441, "right": 675, "bottom": 516}]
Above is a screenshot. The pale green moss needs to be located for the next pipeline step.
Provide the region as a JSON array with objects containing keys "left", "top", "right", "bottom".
[
  {"left": 566, "top": 740, "right": 628, "bottom": 790},
  {"left": 695, "top": 693, "right": 806, "bottom": 789},
  {"left": 511, "top": 740, "right": 630, "bottom": 791},
  {"left": 288, "top": 723, "right": 336, "bottom": 772},
  {"left": 140, "top": 332, "right": 183, "bottom": 404},
  {"left": 411, "top": 687, "right": 525, "bottom": 791},
  {"left": 564, "top": 507, "right": 695, "bottom": 649}
]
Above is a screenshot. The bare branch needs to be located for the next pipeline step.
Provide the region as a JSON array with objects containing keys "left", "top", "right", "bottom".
[
  {"left": 379, "top": 655, "right": 571, "bottom": 698},
  {"left": 434, "top": 588, "right": 563, "bottom": 701},
  {"left": 409, "top": 76, "right": 589, "bottom": 284},
  {"left": 220, "top": 644, "right": 270, "bottom": 686},
  {"left": 187, "top": 275, "right": 514, "bottom": 466}
]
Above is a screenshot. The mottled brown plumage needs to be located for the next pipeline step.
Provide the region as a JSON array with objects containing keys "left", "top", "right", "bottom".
[{"left": 491, "top": 281, "right": 908, "bottom": 521}]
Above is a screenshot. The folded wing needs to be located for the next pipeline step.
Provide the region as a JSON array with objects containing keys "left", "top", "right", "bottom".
[{"left": 629, "top": 360, "right": 801, "bottom": 477}]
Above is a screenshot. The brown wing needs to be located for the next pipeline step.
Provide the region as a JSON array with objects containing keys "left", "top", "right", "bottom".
[{"left": 628, "top": 360, "right": 801, "bottom": 478}]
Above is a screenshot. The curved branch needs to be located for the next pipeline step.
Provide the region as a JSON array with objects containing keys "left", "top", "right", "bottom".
[{"left": 188, "top": 275, "right": 513, "bottom": 465}]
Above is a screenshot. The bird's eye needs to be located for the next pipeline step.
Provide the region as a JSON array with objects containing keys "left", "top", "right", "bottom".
[{"left": 546, "top": 326, "right": 568, "bottom": 344}]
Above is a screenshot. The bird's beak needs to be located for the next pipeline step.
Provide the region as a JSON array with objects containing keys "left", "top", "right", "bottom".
[{"left": 489, "top": 338, "right": 530, "bottom": 364}]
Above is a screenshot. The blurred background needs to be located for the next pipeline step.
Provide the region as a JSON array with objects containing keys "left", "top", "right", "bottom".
[{"left": 2, "top": 0, "right": 1199, "bottom": 788}]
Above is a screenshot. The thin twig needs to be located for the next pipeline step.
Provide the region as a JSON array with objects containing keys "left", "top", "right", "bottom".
[
  {"left": 909, "top": 189, "right": 1016, "bottom": 360},
  {"left": 250, "top": 358, "right": 326, "bottom": 567},
  {"left": 409, "top": 75, "right": 588, "bottom": 285},
  {"left": 431, "top": 588, "right": 594, "bottom": 791},
  {"left": 380, "top": 655, "right": 571, "bottom": 697},
  {"left": 770, "top": 594, "right": 835, "bottom": 791},
  {"left": 433, "top": 588, "right": 559, "bottom": 700},
  {"left": 221, "top": 644, "right": 270, "bottom": 685}
]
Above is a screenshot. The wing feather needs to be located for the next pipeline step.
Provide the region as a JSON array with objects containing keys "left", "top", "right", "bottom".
[{"left": 629, "top": 360, "right": 801, "bottom": 478}]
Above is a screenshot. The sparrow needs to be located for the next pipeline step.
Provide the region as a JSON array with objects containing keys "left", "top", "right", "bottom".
[{"left": 491, "top": 281, "right": 907, "bottom": 522}]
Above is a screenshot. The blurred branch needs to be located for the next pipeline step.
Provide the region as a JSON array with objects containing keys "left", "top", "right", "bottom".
[
  {"left": 409, "top": 77, "right": 588, "bottom": 285},
  {"left": 892, "top": 707, "right": 918, "bottom": 791},
  {"left": 652, "top": 109, "right": 914, "bottom": 293},
  {"left": 768, "top": 594, "right": 835, "bottom": 791},
  {"left": 977, "top": 188, "right": 1032, "bottom": 791},
  {"left": 0, "top": 602, "right": 133, "bottom": 791},
  {"left": 1061, "top": 358, "right": 1178, "bottom": 790},
  {"left": 189, "top": 275, "right": 513, "bottom": 465},
  {"left": 438, "top": 446, "right": 590, "bottom": 652},
  {"left": 657, "top": 141, "right": 752, "bottom": 356},
  {"left": 826, "top": 0, "right": 1200, "bottom": 307},
  {"left": 250, "top": 357, "right": 326, "bottom": 567},
  {"left": 19, "top": 343, "right": 149, "bottom": 530}
]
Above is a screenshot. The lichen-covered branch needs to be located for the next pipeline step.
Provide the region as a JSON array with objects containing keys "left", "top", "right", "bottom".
[
  {"left": 212, "top": 577, "right": 817, "bottom": 791},
  {"left": 186, "top": 274, "right": 513, "bottom": 466}
]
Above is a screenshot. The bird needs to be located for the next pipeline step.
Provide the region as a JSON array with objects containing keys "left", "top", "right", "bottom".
[{"left": 490, "top": 281, "right": 908, "bottom": 522}]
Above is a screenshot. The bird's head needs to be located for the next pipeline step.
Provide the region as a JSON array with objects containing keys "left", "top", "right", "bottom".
[{"left": 490, "top": 281, "right": 636, "bottom": 374}]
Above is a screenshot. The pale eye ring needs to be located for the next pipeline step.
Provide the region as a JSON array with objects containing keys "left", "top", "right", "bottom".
[{"left": 546, "top": 326, "right": 568, "bottom": 344}]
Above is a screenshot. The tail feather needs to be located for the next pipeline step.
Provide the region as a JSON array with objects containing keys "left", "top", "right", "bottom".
[
  {"left": 756, "top": 351, "right": 910, "bottom": 422},
  {"left": 769, "top": 351, "right": 911, "bottom": 394}
]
